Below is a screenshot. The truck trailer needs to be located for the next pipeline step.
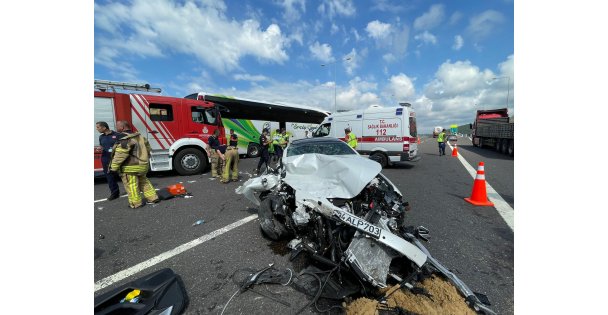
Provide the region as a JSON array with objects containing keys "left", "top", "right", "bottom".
[{"left": 471, "top": 108, "right": 514, "bottom": 156}]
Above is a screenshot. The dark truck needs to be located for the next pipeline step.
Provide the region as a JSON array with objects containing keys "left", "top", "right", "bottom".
[{"left": 471, "top": 108, "right": 514, "bottom": 156}]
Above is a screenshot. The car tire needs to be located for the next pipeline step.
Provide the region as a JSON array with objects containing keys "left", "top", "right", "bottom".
[
  {"left": 173, "top": 148, "right": 207, "bottom": 175},
  {"left": 247, "top": 143, "right": 261, "bottom": 158},
  {"left": 258, "top": 196, "right": 290, "bottom": 241},
  {"left": 370, "top": 152, "right": 388, "bottom": 168}
]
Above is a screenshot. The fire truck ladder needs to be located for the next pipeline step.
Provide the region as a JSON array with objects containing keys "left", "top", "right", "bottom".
[{"left": 94, "top": 79, "right": 162, "bottom": 93}]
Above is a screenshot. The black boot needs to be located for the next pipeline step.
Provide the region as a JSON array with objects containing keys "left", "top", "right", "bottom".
[{"left": 107, "top": 192, "right": 120, "bottom": 201}]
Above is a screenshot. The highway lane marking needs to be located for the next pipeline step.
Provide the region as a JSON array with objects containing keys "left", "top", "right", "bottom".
[
  {"left": 447, "top": 142, "right": 514, "bottom": 231},
  {"left": 94, "top": 214, "right": 259, "bottom": 292}
]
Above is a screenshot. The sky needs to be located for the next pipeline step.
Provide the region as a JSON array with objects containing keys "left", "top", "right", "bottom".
[{"left": 94, "top": 0, "right": 514, "bottom": 133}]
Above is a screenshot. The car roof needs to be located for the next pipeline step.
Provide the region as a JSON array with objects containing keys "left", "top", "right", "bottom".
[{"left": 290, "top": 137, "right": 345, "bottom": 146}]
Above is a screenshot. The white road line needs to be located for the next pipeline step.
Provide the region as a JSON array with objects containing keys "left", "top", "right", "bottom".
[
  {"left": 94, "top": 214, "right": 258, "bottom": 292},
  {"left": 448, "top": 142, "right": 514, "bottom": 231},
  {"left": 94, "top": 189, "right": 160, "bottom": 203}
]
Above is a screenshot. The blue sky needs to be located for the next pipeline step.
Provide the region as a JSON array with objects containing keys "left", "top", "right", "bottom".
[{"left": 94, "top": 0, "right": 514, "bottom": 132}]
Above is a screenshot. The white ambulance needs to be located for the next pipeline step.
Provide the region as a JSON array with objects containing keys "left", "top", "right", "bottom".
[{"left": 312, "top": 103, "right": 420, "bottom": 167}]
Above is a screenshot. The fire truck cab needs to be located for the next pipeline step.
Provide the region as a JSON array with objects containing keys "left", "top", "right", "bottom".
[{"left": 94, "top": 80, "right": 226, "bottom": 176}]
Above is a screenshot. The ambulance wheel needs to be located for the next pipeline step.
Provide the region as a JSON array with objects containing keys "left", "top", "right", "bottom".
[
  {"left": 247, "top": 143, "right": 261, "bottom": 158},
  {"left": 370, "top": 152, "right": 388, "bottom": 168},
  {"left": 174, "top": 148, "right": 207, "bottom": 175}
]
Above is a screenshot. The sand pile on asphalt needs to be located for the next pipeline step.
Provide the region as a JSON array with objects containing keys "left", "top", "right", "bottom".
[{"left": 345, "top": 275, "right": 476, "bottom": 315}]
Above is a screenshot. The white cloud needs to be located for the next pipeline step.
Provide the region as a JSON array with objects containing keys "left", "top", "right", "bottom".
[
  {"left": 412, "top": 56, "right": 515, "bottom": 132},
  {"left": 414, "top": 31, "right": 437, "bottom": 45},
  {"left": 94, "top": 0, "right": 289, "bottom": 73},
  {"left": 365, "top": 20, "right": 392, "bottom": 39},
  {"left": 467, "top": 10, "right": 505, "bottom": 41},
  {"left": 331, "top": 23, "right": 340, "bottom": 34},
  {"left": 310, "top": 42, "right": 334, "bottom": 63},
  {"left": 351, "top": 28, "right": 362, "bottom": 41},
  {"left": 371, "top": 0, "right": 406, "bottom": 12},
  {"left": 413, "top": 4, "right": 445, "bottom": 31},
  {"left": 233, "top": 74, "right": 269, "bottom": 82},
  {"left": 344, "top": 48, "right": 361, "bottom": 75},
  {"left": 387, "top": 73, "right": 416, "bottom": 101},
  {"left": 277, "top": 0, "right": 306, "bottom": 22},
  {"left": 317, "top": 0, "right": 356, "bottom": 19},
  {"left": 452, "top": 35, "right": 464, "bottom": 50},
  {"left": 449, "top": 11, "right": 463, "bottom": 25},
  {"left": 383, "top": 53, "right": 396, "bottom": 63}
]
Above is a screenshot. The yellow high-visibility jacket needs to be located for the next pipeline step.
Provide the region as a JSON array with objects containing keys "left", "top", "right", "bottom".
[{"left": 346, "top": 132, "right": 357, "bottom": 149}]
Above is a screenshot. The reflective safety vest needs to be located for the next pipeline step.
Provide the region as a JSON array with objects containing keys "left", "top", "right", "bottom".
[
  {"left": 437, "top": 132, "right": 445, "bottom": 143},
  {"left": 346, "top": 132, "right": 357, "bottom": 149}
]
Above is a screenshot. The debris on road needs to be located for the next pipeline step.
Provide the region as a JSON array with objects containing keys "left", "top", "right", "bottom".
[
  {"left": 345, "top": 275, "right": 477, "bottom": 315},
  {"left": 192, "top": 219, "right": 205, "bottom": 226},
  {"left": 98, "top": 234, "right": 105, "bottom": 240},
  {"left": 97, "top": 206, "right": 104, "bottom": 210}
]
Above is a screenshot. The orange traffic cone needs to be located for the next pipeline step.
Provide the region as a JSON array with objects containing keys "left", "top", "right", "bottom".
[
  {"left": 464, "top": 162, "right": 494, "bottom": 206},
  {"left": 417, "top": 136, "right": 421, "bottom": 144},
  {"left": 452, "top": 143, "right": 458, "bottom": 157}
]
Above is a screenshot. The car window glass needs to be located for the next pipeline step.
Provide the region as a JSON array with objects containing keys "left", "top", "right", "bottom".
[
  {"left": 286, "top": 142, "right": 355, "bottom": 157},
  {"left": 313, "top": 123, "right": 331, "bottom": 137}
]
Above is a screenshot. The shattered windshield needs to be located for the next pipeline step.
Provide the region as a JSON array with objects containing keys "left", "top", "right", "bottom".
[{"left": 286, "top": 142, "right": 356, "bottom": 157}]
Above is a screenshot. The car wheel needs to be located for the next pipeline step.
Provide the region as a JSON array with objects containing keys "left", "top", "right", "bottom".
[
  {"left": 370, "top": 152, "right": 388, "bottom": 168},
  {"left": 173, "top": 148, "right": 207, "bottom": 175},
  {"left": 247, "top": 143, "right": 261, "bottom": 158},
  {"left": 258, "top": 196, "right": 290, "bottom": 241}
]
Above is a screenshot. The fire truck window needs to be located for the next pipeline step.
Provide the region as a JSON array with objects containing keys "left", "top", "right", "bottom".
[
  {"left": 409, "top": 116, "right": 417, "bottom": 137},
  {"left": 149, "top": 104, "right": 174, "bottom": 121},
  {"left": 204, "top": 108, "right": 217, "bottom": 125},
  {"left": 191, "top": 106, "right": 206, "bottom": 123}
]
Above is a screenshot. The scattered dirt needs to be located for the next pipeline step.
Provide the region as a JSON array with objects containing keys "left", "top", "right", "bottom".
[{"left": 345, "top": 275, "right": 476, "bottom": 315}]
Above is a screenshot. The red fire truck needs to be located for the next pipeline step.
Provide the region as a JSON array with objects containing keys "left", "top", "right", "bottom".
[{"left": 94, "top": 80, "right": 226, "bottom": 176}]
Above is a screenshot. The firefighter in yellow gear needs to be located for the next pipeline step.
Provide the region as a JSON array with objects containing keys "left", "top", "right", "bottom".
[
  {"left": 221, "top": 129, "right": 239, "bottom": 183},
  {"left": 110, "top": 121, "right": 160, "bottom": 209},
  {"left": 345, "top": 128, "right": 357, "bottom": 149}
]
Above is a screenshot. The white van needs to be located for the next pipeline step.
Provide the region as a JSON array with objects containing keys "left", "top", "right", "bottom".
[{"left": 312, "top": 103, "right": 420, "bottom": 167}]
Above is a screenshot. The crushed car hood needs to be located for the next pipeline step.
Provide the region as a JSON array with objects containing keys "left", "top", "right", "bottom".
[{"left": 282, "top": 153, "right": 382, "bottom": 199}]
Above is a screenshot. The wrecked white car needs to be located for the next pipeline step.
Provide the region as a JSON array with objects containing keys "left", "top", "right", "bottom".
[{"left": 236, "top": 138, "right": 495, "bottom": 314}]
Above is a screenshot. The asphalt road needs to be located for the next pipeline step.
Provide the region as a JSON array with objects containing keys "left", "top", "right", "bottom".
[{"left": 94, "top": 137, "right": 514, "bottom": 314}]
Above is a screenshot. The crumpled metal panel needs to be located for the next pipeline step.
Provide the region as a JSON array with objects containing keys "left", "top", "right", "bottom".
[
  {"left": 282, "top": 153, "right": 382, "bottom": 199},
  {"left": 235, "top": 174, "right": 280, "bottom": 206},
  {"left": 346, "top": 234, "right": 396, "bottom": 287}
]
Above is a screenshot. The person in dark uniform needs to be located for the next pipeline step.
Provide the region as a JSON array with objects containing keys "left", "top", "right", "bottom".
[
  {"left": 255, "top": 128, "right": 271, "bottom": 175},
  {"left": 207, "top": 129, "right": 225, "bottom": 178},
  {"left": 96, "top": 121, "right": 122, "bottom": 200}
]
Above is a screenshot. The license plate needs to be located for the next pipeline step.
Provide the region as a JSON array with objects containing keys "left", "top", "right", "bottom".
[{"left": 333, "top": 209, "right": 381, "bottom": 238}]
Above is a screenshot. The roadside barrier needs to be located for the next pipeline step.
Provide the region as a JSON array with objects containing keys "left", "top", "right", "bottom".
[{"left": 464, "top": 162, "right": 494, "bottom": 206}]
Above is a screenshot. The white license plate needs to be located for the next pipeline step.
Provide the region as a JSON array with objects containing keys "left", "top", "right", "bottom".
[{"left": 334, "top": 209, "right": 381, "bottom": 238}]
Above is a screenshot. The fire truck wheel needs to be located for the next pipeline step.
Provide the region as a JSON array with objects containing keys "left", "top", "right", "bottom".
[
  {"left": 508, "top": 140, "right": 514, "bottom": 156},
  {"left": 370, "top": 152, "right": 388, "bottom": 168},
  {"left": 247, "top": 143, "right": 261, "bottom": 158},
  {"left": 174, "top": 148, "right": 207, "bottom": 175}
]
